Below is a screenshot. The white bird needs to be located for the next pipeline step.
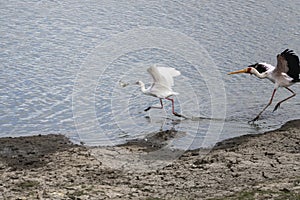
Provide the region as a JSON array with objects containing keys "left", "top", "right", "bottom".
[
  {"left": 136, "top": 65, "right": 183, "bottom": 117},
  {"left": 228, "top": 49, "right": 300, "bottom": 122}
]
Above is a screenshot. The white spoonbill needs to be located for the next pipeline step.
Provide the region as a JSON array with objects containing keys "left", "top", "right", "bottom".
[
  {"left": 228, "top": 49, "right": 300, "bottom": 122},
  {"left": 136, "top": 65, "right": 183, "bottom": 117}
]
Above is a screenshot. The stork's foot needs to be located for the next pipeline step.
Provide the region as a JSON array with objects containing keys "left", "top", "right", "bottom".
[
  {"left": 273, "top": 103, "right": 281, "bottom": 112},
  {"left": 248, "top": 115, "right": 260, "bottom": 123},
  {"left": 144, "top": 107, "right": 151, "bottom": 112}
]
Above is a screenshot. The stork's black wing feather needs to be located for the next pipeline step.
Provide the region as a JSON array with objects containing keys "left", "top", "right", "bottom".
[{"left": 280, "top": 49, "right": 300, "bottom": 81}]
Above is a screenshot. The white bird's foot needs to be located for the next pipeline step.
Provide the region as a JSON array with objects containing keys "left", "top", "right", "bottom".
[
  {"left": 144, "top": 107, "right": 151, "bottom": 112},
  {"left": 173, "top": 112, "right": 186, "bottom": 118}
]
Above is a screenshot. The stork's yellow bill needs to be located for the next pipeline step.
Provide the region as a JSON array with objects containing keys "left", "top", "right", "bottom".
[{"left": 228, "top": 68, "right": 249, "bottom": 75}]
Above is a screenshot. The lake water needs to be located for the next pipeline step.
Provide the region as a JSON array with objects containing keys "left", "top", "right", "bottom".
[{"left": 1, "top": 0, "right": 300, "bottom": 150}]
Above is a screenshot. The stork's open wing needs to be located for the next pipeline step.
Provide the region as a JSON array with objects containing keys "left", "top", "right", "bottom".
[
  {"left": 275, "top": 49, "right": 300, "bottom": 81},
  {"left": 147, "top": 65, "right": 181, "bottom": 89}
]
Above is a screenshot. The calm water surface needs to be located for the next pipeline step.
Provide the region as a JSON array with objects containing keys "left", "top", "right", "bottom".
[{"left": 1, "top": 1, "right": 300, "bottom": 149}]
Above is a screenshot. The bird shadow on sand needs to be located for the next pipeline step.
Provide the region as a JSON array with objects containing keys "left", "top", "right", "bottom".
[
  {"left": 117, "top": 128, "right": 186, "bottom": 153},
  {"left": 164, "top": 114, "right": 225, "bottom": 122}
]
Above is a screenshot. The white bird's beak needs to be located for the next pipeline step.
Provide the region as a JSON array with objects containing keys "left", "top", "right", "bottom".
[
  {"left": 228, "top": 68, "right": 250, "bottom": 75},
  {"left": 119, "top": 80, "right": 130, "bottom": 87}
]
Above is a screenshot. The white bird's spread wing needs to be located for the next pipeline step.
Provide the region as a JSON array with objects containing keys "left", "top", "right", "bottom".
[
  {"left": 147, "top": 65, "right": 181, "bottom": 89},
  {"left": 157, "top": 67, "right": 181, "bottom": 87}
]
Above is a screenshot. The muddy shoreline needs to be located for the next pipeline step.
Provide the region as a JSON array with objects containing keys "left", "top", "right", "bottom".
[{"left": 1, "top": 120, "right": 300, "bottom": 199}]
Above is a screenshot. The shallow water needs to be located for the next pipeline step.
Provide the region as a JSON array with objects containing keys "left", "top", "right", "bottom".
[{"left": 1, "top": 0, "right": 300, "bottom": 149}]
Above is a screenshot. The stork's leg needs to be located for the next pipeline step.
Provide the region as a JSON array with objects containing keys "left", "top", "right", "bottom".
[
  {"left": 250, "top": 89, "right": 277, "bottom": 122},
  {"left": 144, "top": 98, "right": 163, "bottom": 111},
  {"left": 273, "top": 87, "right": 296, "bottom": 112},
  {"left": 165, "top": 97, "right": 183, "bottom": 117}
]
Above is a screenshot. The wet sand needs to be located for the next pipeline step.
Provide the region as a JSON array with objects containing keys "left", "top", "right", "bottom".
[{"left": 0, "top": 120, "right": 300, "bottom": 199}]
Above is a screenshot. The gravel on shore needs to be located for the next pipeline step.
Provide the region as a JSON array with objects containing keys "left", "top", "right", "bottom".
[{"left": 0, "top": 120, "right": 300, "bottom": 199}]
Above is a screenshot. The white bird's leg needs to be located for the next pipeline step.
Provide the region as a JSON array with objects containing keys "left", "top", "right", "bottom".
[
  {"left": 273, "top": 87, "right": 296, "bottom": 112},
  {"left": 250, "top": 89, "right": 277, "bottom": 122},
  {"left": 144, "top": 98, "right": 163, "bottom": 112},
  {"left": 165, "top": 97, "right": 183, "bottom": 117}
]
